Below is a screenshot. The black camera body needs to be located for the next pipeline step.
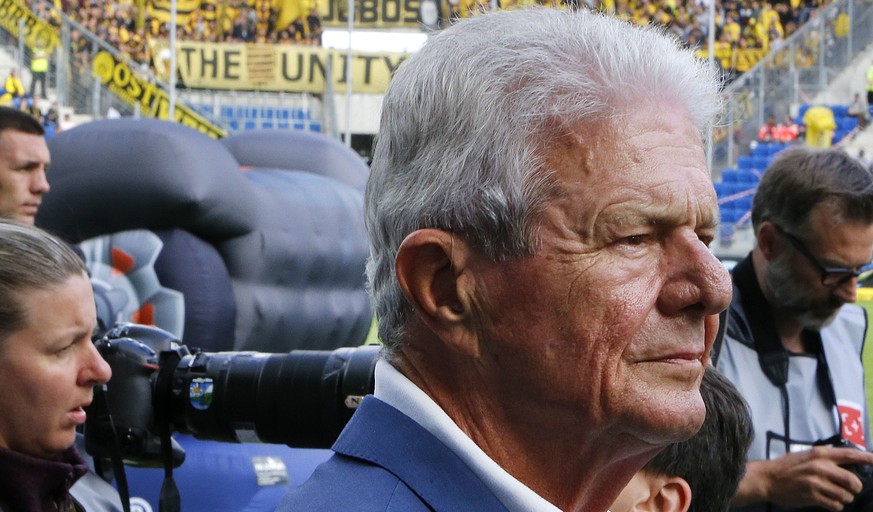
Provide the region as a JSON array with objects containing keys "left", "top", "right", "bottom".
[
  {"left": 85, "top": 323, "right": 379, "bottom": 468},
  {"left": 836, "top": 438, "right": 873, "bottom": 512},
  {"left": 800, "top": 437, "right": 873, "bottom": 512}
]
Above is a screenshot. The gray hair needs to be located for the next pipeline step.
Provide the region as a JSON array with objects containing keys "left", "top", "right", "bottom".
[
  {"left": 365, "top": 8, "right": 724, "bottom": 355},
  {"left": 751, "top": 146, "right": 873, "bottom": 241},
  {"left": 0, "top": 219, "right": 87, "bottom": 343}
]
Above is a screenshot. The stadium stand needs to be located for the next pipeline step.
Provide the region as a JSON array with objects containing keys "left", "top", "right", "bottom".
[{"left": 714, "top": 102, "right": 869, "bottom": 228}]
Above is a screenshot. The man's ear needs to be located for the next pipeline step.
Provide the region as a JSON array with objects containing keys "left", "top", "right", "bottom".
[
  {"left": 756, "top": 221, "right": 779, "bottom": 262},
  {"left": 394, "top": 228, "right": 479, "bottom": 356},
  {"left": 648, "top": 478, "right": 691, "bottom": 512},
  {"left": 631, "top": 475, "right": 691, "bottom": 512}
]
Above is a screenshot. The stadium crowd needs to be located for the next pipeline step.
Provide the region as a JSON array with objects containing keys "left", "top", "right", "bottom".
[
  {"left": 25, "top": 0, "right": 324, "bottom": 78},
  {"left": 22, "top": 0, "right": 827, "bottom": 82}
]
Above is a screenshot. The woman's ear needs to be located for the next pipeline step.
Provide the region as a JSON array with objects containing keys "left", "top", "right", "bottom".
[{"left": 394, "top": 229, "right": 480, "bottom": 356}]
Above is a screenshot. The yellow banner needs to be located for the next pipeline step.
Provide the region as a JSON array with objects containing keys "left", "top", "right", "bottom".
[
  {"left": 172, "top": 41, "right": 409, "bottom": 94},
  {"left": 0, "top": 0, "right": 59, "bottom": 50},
  {"left": 92, "top": 51, "right": 225, "bottom": 139},
  {"left": 316, "top": 0, "right": 422, "bottom": 28},
  {"left": 147, "top": 0, "right": 200, "bottom": 25}
]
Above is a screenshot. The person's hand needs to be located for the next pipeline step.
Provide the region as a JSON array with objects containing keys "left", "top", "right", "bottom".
[{"left": 735, "top": 447, "right": 873, "bottom": 511}]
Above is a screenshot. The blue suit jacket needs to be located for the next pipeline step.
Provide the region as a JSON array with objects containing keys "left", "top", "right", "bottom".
[{"left": 276, "top": 396, "right": 511, "bottom": 511}]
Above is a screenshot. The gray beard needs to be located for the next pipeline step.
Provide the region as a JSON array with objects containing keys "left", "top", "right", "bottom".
[{"left": 765, "top": 253, "right": 844, "bottom": 331}]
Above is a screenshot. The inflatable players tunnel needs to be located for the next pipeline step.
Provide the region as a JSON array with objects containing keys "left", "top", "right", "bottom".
[{"left": 36, "top": 118, "right": 373, "bottom": 511}]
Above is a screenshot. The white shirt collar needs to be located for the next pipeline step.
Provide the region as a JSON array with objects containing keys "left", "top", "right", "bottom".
[{"left": 374, "top": 359, "right": 562, "bottom": 512}]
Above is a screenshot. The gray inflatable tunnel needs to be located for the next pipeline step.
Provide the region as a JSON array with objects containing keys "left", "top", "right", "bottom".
[{"left": 37, "top": 118, "right": 373, "bottom": 353}]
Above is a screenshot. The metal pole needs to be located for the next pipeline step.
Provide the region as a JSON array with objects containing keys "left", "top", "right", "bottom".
[
  {"left": 169, "top": 0, "right": 177, "bottom": 120},
  {"left": 847, "top": 0, "right": 853, "bottom": 64},
  {"left": 818, "top": 17, "right": 826, "bottom": 92},
  {"left": 707, "top": 0, "right": 716, "bottom": 175},
  {"left": 344, "top": 0, "right": 354, "bottom": 147},
  {"left": 58, "top": 22, "right": 70, "bottom": 107},
  {"left": 17, "top": 19, "right": 24, "bottom": 72}
]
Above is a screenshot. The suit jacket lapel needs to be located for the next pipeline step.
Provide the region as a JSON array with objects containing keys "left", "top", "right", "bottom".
[{"left": 332, "top": 396, "right": 510, "bottom": 511}]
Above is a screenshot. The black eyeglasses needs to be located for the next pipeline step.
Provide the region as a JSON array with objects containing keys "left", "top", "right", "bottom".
[{"left": 774, "top": 224, "right": 873, "bottom": 287}]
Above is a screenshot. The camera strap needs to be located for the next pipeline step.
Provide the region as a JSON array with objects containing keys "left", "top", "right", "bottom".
[
  {"left": 155, "top": 351, "right": 182, "bottom": 512},
  {"left": 92, "top": 384, "right": 132, "bottom": 512}
]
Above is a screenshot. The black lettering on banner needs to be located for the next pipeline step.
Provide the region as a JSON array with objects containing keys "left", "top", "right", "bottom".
[
  {"left": 337, "top": 53, "right": 347, "bottom": 83},
  {"left": 335, "top": 0, "right": 348, "bottom": 23},
  {"left": 113, "top": 64, "right": 131, "bottom": 88},
  {"left": 96, "top": 50, "right": 224, "bottom": 138},
  {"left": 320, "top": 0, "right": 336, "bottom": 22},
  {"left": 357, "top": 54, "right": 378, "bottom": 85},
  {"left": 359, "top": 0, "right": 377, "bottom": 23},
  {"left": 0, "top": 0, "right": 12, "bottom": 18},
  {"left": 225, "top": 49, "right": 241, "bottom": 79},
  {"left": 180, "top": 46, "right": 197, "bottom": 71},
  {"left": 0, "top": 0, "right": 21, "bottom": 22},
  {"left": 200, "top": 48, "right": 219, "bottom": 78},
  {"left": 383, "top": 55, "right": 406, "bottom": 76},
  {"left": 381, "top": 0, "right": 398, "bottom": 22},
  {"left": 318, "top": 0, "right": 421, "bottom": 26},
  {"left": 281, "top": 52, "right": 304, "bottom": 81},
  {"left": 126, "top": 74, "right": 143, "bottom": 106},
  {"left": 403, "top": 0, "right": 418, "bottom": 23},
  {"left": 139, "top": 81, "right": 158, "bottom": 112},
  {"left": 310, "top": 52, "right": 328, "bottom": 84}
]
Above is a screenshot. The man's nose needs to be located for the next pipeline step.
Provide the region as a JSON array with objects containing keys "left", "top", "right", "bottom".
[{"left": 30, "top": 168, "right": 49, "bottom": 193}]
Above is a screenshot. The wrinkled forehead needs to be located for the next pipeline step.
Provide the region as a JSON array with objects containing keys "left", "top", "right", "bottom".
[{"left": 538, "top": 108, "right": 715, "bottom": 226}]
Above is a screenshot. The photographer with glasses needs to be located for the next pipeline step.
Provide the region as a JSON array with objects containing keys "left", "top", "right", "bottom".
[{"left": 715, "top": 147, "right": 873, "bottom": 512}]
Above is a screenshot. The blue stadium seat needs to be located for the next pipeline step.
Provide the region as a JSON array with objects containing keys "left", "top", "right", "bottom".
[
  {"left": 244, "top": 120, "right": 256, "bottom": 131},
  {"left": 751, "top": 155, "right": 770, "bottom": 171},
  {"left": 752, "top": 143, "right": 773, "bottom": 158},
  {"left": 720, "top": 206, "right": 741, "bottom": 224},
  {"left": 798, "top": 104, "right": 810, "bottom": 118},
  {"left": 830, "top": 105, "right": 849, "bottom": 117},
  {"left": 769, "top": 142, "right": 788, "bottom": 155},
  {"left": 737, "top": 170, "right": 758, "bottom": 187},
  {"left": 839, "top": 116, "right": 857, "bottom": 131},
  {"left": 737, "top": 155, "right": 753, "bottom": 170},
  {"left": 309, "top": 122, "right": 321, "bottom": 132}
]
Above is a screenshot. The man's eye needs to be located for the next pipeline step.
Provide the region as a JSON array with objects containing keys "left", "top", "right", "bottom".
[{"left": 621, "top": 235, "right": 646, "bottom": 245}]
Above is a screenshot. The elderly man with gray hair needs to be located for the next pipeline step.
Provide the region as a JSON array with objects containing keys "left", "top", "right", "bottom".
[{"left": 279, "top": 7, "right": 732, "bottom": 511}]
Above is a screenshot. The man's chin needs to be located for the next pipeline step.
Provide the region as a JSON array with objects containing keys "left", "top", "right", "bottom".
[
  {"left": 629, "top": 391, "right": 706, "bottom": 445},
  {"left": 798, "top": 308, "right": 840, "bottom": 330},
  {"left": 14, "top": 214, "right": 36, "bottom": 225}
]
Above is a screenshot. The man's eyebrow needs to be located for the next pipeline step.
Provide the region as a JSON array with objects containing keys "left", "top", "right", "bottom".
[
  {"left": 596, "top": 206, "right": 718, "bottom": 230},
  {"left": 14, "top": 159, "right": 45, "bottom": 170}
]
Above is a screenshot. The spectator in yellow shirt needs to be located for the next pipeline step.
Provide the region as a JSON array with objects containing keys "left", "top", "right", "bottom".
[
  {"left": 0, "top": 68, "right": 25, "bottom": 107},
  {"left": 802, "top": 105, "right": 837, "bottom": 147}
]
